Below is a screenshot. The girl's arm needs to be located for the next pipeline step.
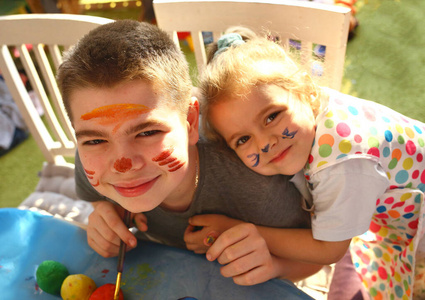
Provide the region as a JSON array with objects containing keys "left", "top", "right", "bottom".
[
  {"left": 256, "top": 226, "right": 351, "bottom": 265},
  {"left": 185, "top": 213, "right": 350, "bottom": 265}
]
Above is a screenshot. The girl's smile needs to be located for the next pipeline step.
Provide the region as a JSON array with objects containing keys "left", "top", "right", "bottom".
[{"left": 269, "top": 146, "right": 292, "bottom": 164}]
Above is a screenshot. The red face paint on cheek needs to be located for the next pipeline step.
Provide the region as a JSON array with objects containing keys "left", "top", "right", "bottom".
[
  {"left": 114, "top": 157, "right": 132, "bottom": 173},
  {"left": 152, "top": 147, "right": 174, "bottom": 161},
  {"left": 84, "top": 168, "right": 99, "bottom": 187},
  {"left": 152, "top": 147, "right": 185, "bottom": 172},
  {"left": 168, "top": 162, "right": 185, "bottom": 172},
  {"left": 84, "top": 168, "right": 95, "bottom": 175}
]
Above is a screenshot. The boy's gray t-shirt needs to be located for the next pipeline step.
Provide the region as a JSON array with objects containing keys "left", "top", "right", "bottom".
[{"left": 75, "top": 138, "right": 311, "bottom": 249}]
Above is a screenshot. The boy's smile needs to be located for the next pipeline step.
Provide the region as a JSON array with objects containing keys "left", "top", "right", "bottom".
[
  {"left": 71, "top": 80, "right": 199, "bottom": 213},
  {"left": 210, "top": 84, "right": 316, "bottom": 176}
]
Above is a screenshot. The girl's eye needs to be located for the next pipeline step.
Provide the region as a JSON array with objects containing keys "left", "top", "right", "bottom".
[
  {"left": 236, "top": 135, "right": 250, "bottom": 147},
  {"left": 138, "top": 130, "right": 161, "bottom": 137},
  {"left": 84, "top": 139, "right": 105, "bottom": 146},
  {"left": 266, "top": 111, "right": 280, "bottom": 124}
]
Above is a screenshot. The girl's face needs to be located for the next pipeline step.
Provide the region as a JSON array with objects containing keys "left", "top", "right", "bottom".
[
  {"left": 70, "top": 80, "right": 199, "bottom": 213},
  {"left": 210, "top": 84, "right": 316, "bottom": 176}
]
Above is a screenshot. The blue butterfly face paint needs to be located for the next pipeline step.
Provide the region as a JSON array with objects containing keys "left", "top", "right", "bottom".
[
  {"left": 282, "top": 127, "right": 298, "bottom": 139},
  {"left": 247, "top": 128, "right": 297, "bottom": 168},
  {"left": 261, "top": 144, "right": 270, "bottom": 153},
  {"left": 248, "top": 153, "right": 260, "bottom": 167}
]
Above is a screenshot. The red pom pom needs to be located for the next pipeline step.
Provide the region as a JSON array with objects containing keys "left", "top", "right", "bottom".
[{"left": 89, "top": 283, "right": 124, "bottom": 300}]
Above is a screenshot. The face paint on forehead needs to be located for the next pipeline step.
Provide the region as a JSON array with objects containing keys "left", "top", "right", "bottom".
[
  {"left": 152, "top": 146, "right": 186, "bottom": 172},
  {"left": 80, "top": 104, "right": 151, "bottom": 133}
]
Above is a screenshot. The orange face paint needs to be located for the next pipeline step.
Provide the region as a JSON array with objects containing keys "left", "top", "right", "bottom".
[
  {"left": 114, "top": 157, "right": 132, "bottom": 173},
  {"left": 81, "top": 104, "right": 151, "bottom": 133},
  {"left": 152, "top": 147, "right": 185, "bottom": 172}
]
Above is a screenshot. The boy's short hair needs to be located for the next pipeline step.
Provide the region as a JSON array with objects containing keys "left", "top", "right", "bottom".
[{"left": 57, "top": 20, "right": 192, "bottom": 122}]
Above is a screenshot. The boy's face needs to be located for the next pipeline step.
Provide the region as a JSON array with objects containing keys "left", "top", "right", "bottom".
[
  {"left": 71, "top": 80, "right": 199, "bottom": 213},
  {"left": 210, "top": 84, "right": 315, "bottom": 176}
]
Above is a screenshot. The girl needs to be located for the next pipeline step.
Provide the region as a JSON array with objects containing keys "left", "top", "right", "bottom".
[{"left": 199, "top": 32, "right": 425, "bottom": 299}]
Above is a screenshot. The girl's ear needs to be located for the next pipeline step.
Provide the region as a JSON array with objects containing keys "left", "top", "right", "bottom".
[{"left": 187, "top": 96, "right": 200, "bottom": 145}]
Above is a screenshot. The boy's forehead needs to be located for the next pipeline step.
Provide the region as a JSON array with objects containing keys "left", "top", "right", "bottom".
[
  {"left": 70, "top": 81, "right": 168, "bottom": 113},
  {"left": 69, "top": 82, "right": 188, "bottom": 130}
]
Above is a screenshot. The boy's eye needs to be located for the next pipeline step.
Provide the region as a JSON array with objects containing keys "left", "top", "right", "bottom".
[
  {"left": 236, "top": 136, "right": 250, "bottom": 147},
  {"left": 138, "top": 130, "right": 161, "bottom": 137},
  {"left": 266, "top": 112, "right": 280, "bottom": 124},
  {"left": 84, "top": 139, "right": 105, "bottom": 146}
]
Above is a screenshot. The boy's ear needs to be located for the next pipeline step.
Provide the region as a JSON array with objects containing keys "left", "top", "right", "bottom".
[{"left": 187, "top": 97, "right": 200, "bottom": 145}]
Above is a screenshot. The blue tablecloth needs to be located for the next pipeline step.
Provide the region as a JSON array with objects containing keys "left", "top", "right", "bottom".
[{"left": 0, "top": 208, "right": 313, "bottom": 299}]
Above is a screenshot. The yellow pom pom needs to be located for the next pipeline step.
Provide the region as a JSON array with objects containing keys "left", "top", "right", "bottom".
[{"left": 61, "top": 274, "right": 97, "bottom": 300}]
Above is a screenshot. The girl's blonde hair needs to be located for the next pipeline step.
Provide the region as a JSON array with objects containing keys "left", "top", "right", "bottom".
[{"left": 199, "top": 31, "right": 322, "bottom": 143}]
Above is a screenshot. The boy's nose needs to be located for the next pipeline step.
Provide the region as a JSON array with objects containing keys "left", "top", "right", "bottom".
[
  {"left": 111, "top": 146, "right": 145, "bottom": 173},
  {"left": 114, "top": 157, "right": 133, "bottom": 173}
]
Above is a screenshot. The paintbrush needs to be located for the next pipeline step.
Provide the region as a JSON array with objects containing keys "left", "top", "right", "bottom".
[{"left": 114, "top": 209, "right": 131, "bottom": 300}]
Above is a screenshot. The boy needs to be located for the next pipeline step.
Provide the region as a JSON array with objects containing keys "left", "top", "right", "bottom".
[{"left": 57, "top": 19, "right": 321, "bottom": 285}]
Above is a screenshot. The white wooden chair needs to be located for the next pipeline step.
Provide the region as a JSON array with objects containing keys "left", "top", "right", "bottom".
[
  {"left": 153, "top": 0, "right": 351, "bottom": 90},
  {"left": 0, "top": 14, "right": 113, "bottom": 166}
]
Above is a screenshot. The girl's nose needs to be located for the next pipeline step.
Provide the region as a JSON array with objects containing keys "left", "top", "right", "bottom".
[
  {"left": 261, "top": 144, "right": 270, "bottom": 153},
  {"left": 258, "top": 135, "right": 278, "bottom": 153}
]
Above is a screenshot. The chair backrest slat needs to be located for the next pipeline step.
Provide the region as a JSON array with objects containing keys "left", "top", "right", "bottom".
[
  {"left": 154, "top": 0, "right": 351, "bottom": 90},
  {"left": 0, "top": 14, "right": 113, "bottom": 165}
]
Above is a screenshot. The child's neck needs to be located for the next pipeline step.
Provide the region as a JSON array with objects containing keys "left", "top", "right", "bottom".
[{"left": 159, "top": 144, "right": 199, "bottom": 212}]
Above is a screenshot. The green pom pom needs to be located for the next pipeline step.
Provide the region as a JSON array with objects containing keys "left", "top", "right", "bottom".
[{"left": 36, "top": 260, "right": 69, "bottom": 295}]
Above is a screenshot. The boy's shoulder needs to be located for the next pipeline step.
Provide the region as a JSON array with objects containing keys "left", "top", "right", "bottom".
[
  {"left": 197, "top": 136, "right": 292, "bottom": 184},
  {"left": 198, "top": 136, "right": 250, "bottom": 171},
  {"left": 198, "top": 136, "right": 239, "bottom": 161}
]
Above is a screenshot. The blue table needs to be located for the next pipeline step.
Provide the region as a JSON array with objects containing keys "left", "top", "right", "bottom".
[{"left": 0, "top": 208, "right": 313, "bottom": 299}]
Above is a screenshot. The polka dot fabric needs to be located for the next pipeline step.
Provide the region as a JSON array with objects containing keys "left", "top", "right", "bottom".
[
  {"left": 351, "top": 190, "right": 425, "bottom": 300},
  {"left": 304, "top": 90, "right": 425, "bottom": 299}
]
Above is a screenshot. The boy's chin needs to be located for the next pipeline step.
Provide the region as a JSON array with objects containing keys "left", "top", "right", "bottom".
[{"left": 114, "top": 196, "right": 163, "bottom": 213}]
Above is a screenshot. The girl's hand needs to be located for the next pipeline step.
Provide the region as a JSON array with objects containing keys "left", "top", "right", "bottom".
[
  {"left": 206, "top": 223, "right": 279, "bottom": 286},
  {"left": 87, "top": 201, "right": 147, "bottom": 257},
  {"left": 184, "top": 214, "right": 243, "bottom": 253}
]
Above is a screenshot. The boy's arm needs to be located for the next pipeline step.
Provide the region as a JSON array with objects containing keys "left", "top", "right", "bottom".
[
  {"left": 87, "top": 201, "right": 146, "bottom": 257},
  {"left": 204, "top": 223, "right": 323, "bottom": 285}
]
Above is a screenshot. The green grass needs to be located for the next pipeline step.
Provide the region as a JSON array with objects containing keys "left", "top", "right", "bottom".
[
  {"left": 0, "top": 135, "right": 44, "bottom": 208},
  {"left": 340, "top": 0, "right": 425, "bottom": 123},
  {"left": 1, "top": 0, "right": 424, "bottom": 208}
]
